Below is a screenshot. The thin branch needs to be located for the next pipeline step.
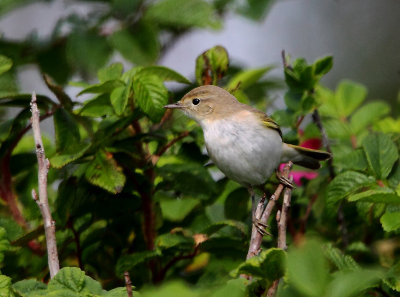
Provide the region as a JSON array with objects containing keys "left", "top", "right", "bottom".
[
  {"left": 246, "top": 162, "right": 293, "bottom": 260},
  {"left": 124, "top": 271, "right": 133, "bottom": 297},
  {"left": 266, "top": 176, "right": 293, "bottom": 297},
  {"left": 30, "top": 92, "right": 60, "bottom": 279},
  {"left": 151, "top": 131, "right": 189, "bottom": 165}
]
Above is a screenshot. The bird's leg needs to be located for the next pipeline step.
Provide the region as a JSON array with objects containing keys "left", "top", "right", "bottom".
[
  {"left": 276, "top": 168, "right": 295, "bottom": 189},
  {"left": 250, "top": 189, "right": 271, "bottom": 236}
]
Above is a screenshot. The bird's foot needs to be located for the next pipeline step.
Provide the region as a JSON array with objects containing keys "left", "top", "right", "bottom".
[
  {"left": 276, "top": 172, "right": 295, "bottom": 189},
  {"left": 253, "top": 219, "right": 271, "bottom": 236}
]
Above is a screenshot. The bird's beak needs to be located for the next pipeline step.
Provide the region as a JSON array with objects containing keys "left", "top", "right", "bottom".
[{"left": 163, "top": 102, "right": 183, "bottom": 109}]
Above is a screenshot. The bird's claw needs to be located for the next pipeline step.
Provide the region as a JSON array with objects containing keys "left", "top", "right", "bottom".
[
  {"left": 278, "top": 175, "right": 295, "bottom": 189},
  {"left": 253, "top": 219, "right": 271, "bottom": 236}
]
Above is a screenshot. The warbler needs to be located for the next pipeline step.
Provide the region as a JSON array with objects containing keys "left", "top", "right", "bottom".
[{"left": 164, "top": 85, "right": 331, "bottom": 189}]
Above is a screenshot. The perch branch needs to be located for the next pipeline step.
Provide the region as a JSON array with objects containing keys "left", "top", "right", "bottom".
[
  {"left": 124, "top": 271, "right": 133, "bottom": 297},
  {"left": 246, "top": 162, "right": 293, "bottom": 260},
  {"left": 30, "top": 92, "right": 60, "bottom": 279},
  {"left": 266, "top": 175, "right": 293, "bottom": 297}
]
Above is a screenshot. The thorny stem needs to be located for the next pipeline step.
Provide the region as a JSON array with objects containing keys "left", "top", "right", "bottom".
[
  {"left": 124, "top": 271, "right": 133, "bottom": 297},
  {"left": 30, "top": 92, "right": 60, "bottom": 278}
]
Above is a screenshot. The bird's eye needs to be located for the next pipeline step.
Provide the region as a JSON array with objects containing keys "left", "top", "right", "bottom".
[{"left": 192, "top": 98, "right": 200, "bottom": 105}]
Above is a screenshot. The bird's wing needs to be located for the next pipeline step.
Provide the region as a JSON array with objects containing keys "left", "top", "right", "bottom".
[{"left": 258, "top": 112, "right": 282, "bottom": 138}]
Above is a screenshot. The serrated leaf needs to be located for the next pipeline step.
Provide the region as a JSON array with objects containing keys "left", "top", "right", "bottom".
[
  {"left": 362, "top": 133, "right": 399, "bottom": 179},
  {"left": 160, "top": 197, "right": 200, "bottom": 222},
  {"left": 133, "top": 74, "right": 168, "bottom": 122},
  {"left": 98, "top": 63, "right": 123, "bottom": 83},
  {"left": 211, "top": 279, "right": 247, "bottom": 297},
  {"left": 48, "top": 267, "right": 85, "bottom": 292},
  {"left": 109, "top": 23, "right": 160, "bottom": 65},
  {"left": 202, "top": 220, "right": 247, "bottom": 236},
  {"left": 384, "top": 261, "right": 400, "bottom": 292},
  {"left": 286, "top": 240, "right": 329, "bottom": 297},
  {"left": 226, "top": 66, "right": 273, "bottom": 91},
  {"left": 105, "top": 287, "right": 137, "bottom": 297},
  {"left": 324, "top": 244, "right": 360, "bottom": 271},
  {"left": 334, "top": 149, "right": 368, "bottom": 171},
  {"left": 53, "top": 108, "right": 80, "bottom": 153},
  {"left": 230, "top": 248, "right": 286, "bottom": 280},
  {"left": 380, "top": 211, "right": 400, "bottom": 232},
  {"left": 50, "top": 143, "right": 91, "bottom": 168},
  {"left": 334, "top": 80, "right": 367, "bottom": 117},
  {"left": 145, "top": 0, "right": 221, "bottom": 29},
  {"left": 12, "top": 279, "right": 47, "bottom": 296},
  {"left": 137, "top": 66, "right": 190, "bottom": 84},
  {"left": 374, "top": 117, "right": 400, "bottom": 133},
  {"left": 85, "top": 150, "right": 126, "bottom": 194},
  {"left": 0, "top": 275, "right": 12, "bottom": 297},
  {"left": 313, "top": 56, "right": 333, "bottom": 76},
  {"left": 327, "top": 171, "right": 374, "bottom": 204},
  {"left": 78, "top": 80, "right": 125, "bottom": 96},
  {"left": 78, "top": 94, "right": 114, "bottom": 117},
  {"left": 110, "top": 81, "right": 131, "bottom": 116},
  {"left": 325, "top": 269, "right": 381, "bottom": 297},
  {"left": 350, "top": 101, "right": 390, "bottom": 134},
  {"left": 196, "top": 45, "right": 229, "bottom": 85},
  {"left": 0, "top": 55, "right": 12, "bottom": 75},
  {"left": 116, "top": 251, "right": 160, "bottom": 275},
  {"left": 348, "top": 187, "right": 400, "bottom": 204}
]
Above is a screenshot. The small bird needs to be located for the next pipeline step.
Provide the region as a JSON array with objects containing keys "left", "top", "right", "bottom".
[{"left": 164, "top": 85, "right": 331, "bottom": 191}]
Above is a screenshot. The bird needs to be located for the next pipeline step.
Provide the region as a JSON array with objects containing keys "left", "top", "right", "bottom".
[{"left": 164, "top": 85, "right": 331, "bottom": 231}]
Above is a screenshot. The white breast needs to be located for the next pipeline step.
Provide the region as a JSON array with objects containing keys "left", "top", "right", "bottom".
[{"left": 201, "top": 113, "right": 282, "bottom": 186}]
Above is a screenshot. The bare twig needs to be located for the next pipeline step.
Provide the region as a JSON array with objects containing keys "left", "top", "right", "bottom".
[
  {"left": 246, "top": 162, "right": 293, "bottom": 260},
  {"left": 151, "top": 131, "right": 189, "bottom": 165},
  {"left": 124, "top": 271, "right": 133, "bottom": 297},
  {"left": 30, "top": 92, "right": 60, "bottom": 278},
  {"left": 266, "top": 175, "right": 293, "bottom": 297}
]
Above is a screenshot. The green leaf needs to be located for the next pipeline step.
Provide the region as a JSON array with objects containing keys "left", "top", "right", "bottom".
[
  {"left": 50, "top": 143, "right": 91, "bottom": 168},
  {"left": 0, "top": 227, "right": 10, "bottom": 265},
  {"left": 160, "top": 197, "right": 200, "bottom": 222},
  {"left": 202, "top": 220, "right": 247, "bottom": 236},
  {"left": 12, "top": 279, "right": 47, "bottom": 296},
  {"left": 110, "top": 81, "right": 131, "bottom": 116},
  {"left": 231, "top": 248, "right": 286, "bottom": 280},
  {"left": 133, "top": 74, "right": 168, "bottom": 122},
  {"left": 0, "top": 55, "right": 12, "bottom": 75},
  {"left": 78, "top": 94, "right": 114, "bottom": 117},
  {"left": 325, "top": 269, "right": 381, "bottom": 297},
  {"left": 109, "top": 23, "right": 160, "bottom": 65},
  {"left": 374, "top": 117, "right": 400, "bottom": 133},
  {"left": 98, "top": 63, "right": 123, "bottom": 83},
  {"left": 380, "top": 211, "right": 400, "bottom": 232},
  {"left": 116, "top": 251, "right": 160, "bottom": 275},
  {"left": 48, "top": 267, "right": 85, "bottom": 292},
  {"left": 362, "top": 133, "right": 399, "bottom": 179},
  {"left": 53, "top": 109, "right": 80, "bottom": 153},
  {"left": 334, "top": 149, "right": 368, "bottom": 171},
  {"left": 236, "top": 0, "right": 274, "bottom": 21},
  {"left": 286, "top": 240, "right": 329, "bottom": 297},
  {"left": 348, "top": 187, "right": 400, "bottom": 204},
  {"left": 0, "top": 119, "right": 13, "bottom": 143},
  {"left": 226, "top": 67, "right": 273, "bottom": 91},
  {"left": 141, "top": 281, "right": 199, "bottom": 297},
  {"left": 137, "top": 66, "right": 191, "bottom": 84},
  {"left": 0, "top": 275, "right": 12, "bottom": 297},
  {"left": 211, "top": 279, "right": 247, "bottom": 297},
  {"left": 313, "top": 56, "right": 333, "bottom": 76},
  {"left": 105, "top": 287, "right": 136, "bottom": 297},
  {"left": 327, "top": 171, "right": 375, "bottom": 204},
  {"left": 67, "top": 31, "right": 112, "bottom": 75},
  {"left": 350, "top": 101, "right": 390, "bottom": 134},
  {"left": 155, "top": 233, "right": 194, "bottom": 251},
  {"left": 224, "top": 188, "right": 249, "bottom": 221},
  {"left": 196, "top": 45, "right": 229, "bottom": 85},
  {"left": 334, "top": 80, "right": 367, "bottom": 117},
  {"left": 324, "top": 244, "right": 360, "bottom": 271},
  {"left": 78, "top": 80, "right": 125, "bottom": 96},
  {"left": 384, "top": 261, "right": 400, "bottom": 292},
  {"left": 145, "top": 0, "right": 221, "bottom": 29},
  {"left": 85, "top": 150, "right": 126, "bottom": 194}
]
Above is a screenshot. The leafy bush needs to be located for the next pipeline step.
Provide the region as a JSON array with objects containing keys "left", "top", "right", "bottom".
[{"left": 0, "top": 1, "right": 400, "bottom": 297}]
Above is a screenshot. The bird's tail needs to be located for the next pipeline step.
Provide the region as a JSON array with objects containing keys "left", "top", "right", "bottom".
[{"left": 281, "top": 143, "right": 332, "bottom": 169}]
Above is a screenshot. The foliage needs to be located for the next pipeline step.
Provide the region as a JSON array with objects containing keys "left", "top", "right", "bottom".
[{"left": 0, "top": 1, "right": 400, "bottom": 297}]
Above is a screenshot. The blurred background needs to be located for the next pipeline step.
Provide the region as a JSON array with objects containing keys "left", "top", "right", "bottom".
[{"left": 1, "top": 0, "right": 400, "bottom": 106}]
